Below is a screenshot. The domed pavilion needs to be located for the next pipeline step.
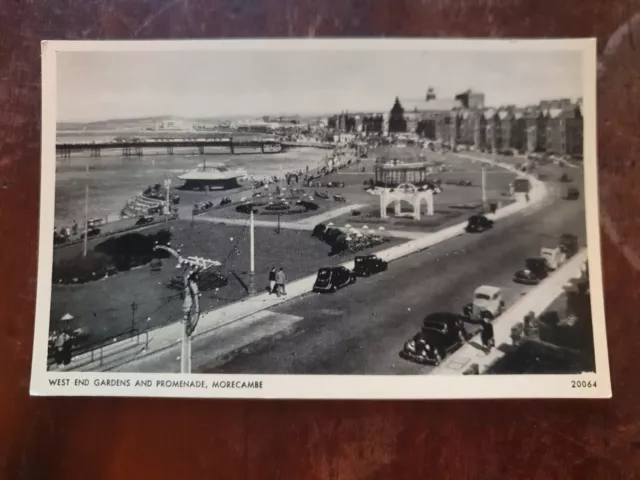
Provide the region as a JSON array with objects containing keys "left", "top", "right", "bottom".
[{"left": 374, "top": 146, "right": 435, "bottom": 187}]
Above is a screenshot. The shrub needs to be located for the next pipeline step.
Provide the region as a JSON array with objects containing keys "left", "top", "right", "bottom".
[
  {"left": 52, "top": 251, "right": 113, "bottom": 284},
  {"left": 298, "top": 200, "right": 319, "bottom": 211},
  {"left": 312, "top": 223, "right": 326, "bottom": 238},
  {"left": 330, "top": 233, "right": 349, "bottom": 256},
  {"left": 94, "top": 229, "right": 172, "bottom": 271},
  {"left": 323, "top": 227, "right": 342, "bottom": 245}
]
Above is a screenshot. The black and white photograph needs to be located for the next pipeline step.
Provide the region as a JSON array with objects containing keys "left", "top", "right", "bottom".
[{"left": 32, "top": 39, "right": 610, "bottom": 399}]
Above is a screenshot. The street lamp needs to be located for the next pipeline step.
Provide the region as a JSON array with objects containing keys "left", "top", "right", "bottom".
[
  {"left": 481, "top": 165, "right": 487, "bottom": 208},
  {"left": 153, "top": 245, "right": 220, "bottom": 374}
]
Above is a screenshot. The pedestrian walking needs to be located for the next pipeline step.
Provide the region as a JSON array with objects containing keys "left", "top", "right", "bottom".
[
  {"left": 275, "top": 267, "right": 286, "bottom": 297},
  {"left": 480, "top": 317, "right": 495, "bottom": 353},
  {"left": 72, "top": 220, "right": 78, "bottom": 236},
  {"left": 268, "top": 266, "right": 276, "bottom": 294}
]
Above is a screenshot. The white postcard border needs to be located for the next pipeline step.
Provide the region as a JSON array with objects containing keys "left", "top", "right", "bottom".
[{"left": 31, "top": 38, "right": 611, "bottom": 399}]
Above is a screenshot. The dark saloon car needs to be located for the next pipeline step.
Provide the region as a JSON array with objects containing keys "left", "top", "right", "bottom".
[
  {"left": 136, "top": 215, "right": 155, "bottom": 226},
  {"left": 167, "top": 270, "right": 228, "bottom": 291},
  {"left": 566, "top": 187, "right": 580, "bottom": 200},
  {"left": 400, "top": 313, "right": 469, "bottom": 366},
  {"left": 81, "top": 228, "right": 101, "bottom": 239},
  {"left": 353, "top": 255, "right": 388, "bottom": 277},
  {"left": 513, "top": 258, "right": 549, "bottom": 285},
  {"left": 465, "top": 214, "right": 494, "bottom": 233},
  {"left": 312, "top": 266, "right": 356, "bottom": 293}
]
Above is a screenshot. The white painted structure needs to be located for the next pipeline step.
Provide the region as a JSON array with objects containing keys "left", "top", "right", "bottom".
[{"left": 380, "top": 183, "right": 435, "bottom": 221}]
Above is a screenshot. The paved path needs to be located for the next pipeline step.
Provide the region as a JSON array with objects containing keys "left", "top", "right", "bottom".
[{"left": 195, "top": 204, "right": 367, "bottom": 230}]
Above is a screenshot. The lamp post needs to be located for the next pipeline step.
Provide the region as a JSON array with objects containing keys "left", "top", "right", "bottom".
[
  {"left": 247, "top": 175, "right": 257, "bottom": 296},
  {"left": 248, "top": 203, "right": 257, "bottom": 295},
  {"left": 164, "top": 178, "right": 172, "bottom": 224},
  {"left": 130, "top": 302, "right": 138, "bottom": 333},
  {"left": 83, "top": 158, "right": 89, "bottom": 257},
  {"left": 481, "top": 165, "right": 487, "bottom": 208},
  {"left": 152, "top": 245, "right": 219, "bottom": 374}
]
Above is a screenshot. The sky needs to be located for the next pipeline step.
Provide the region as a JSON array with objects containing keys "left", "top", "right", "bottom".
[{"left": 56, "top": 49, "right": 584, "bottom": 122}]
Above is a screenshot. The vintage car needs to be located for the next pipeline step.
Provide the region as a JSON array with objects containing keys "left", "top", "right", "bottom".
[
  {"left": 465, "top": 214, "right": 494, "bottom": 233},
  {"left": 136, "top": 215, "right": 155, "bottom": 226},
  {"left": 400, "top": 313, "right": 469, "bottom": 366},
  {"left": 513, "top": 258, "right": 549, "bottom": 285},
  {"left": 353, "top": 255, "right": 388, "bottom": 277},
  {"left": 566, "top": 186, "right": 580, "bottom": 200},
  {"left": 559, "top": 172, "right": 572, "bottom": 183},
  {"left": 540, "top": 247, "right": 567, "bottom": 270},
  {"left": 462, "top": 285, "right": 505, "bottom": 320},
  {"left": 167, "top": 270, "right": 228, "bottom": 291},
  {"left": 80, "top": 227, "right": 101, "bottom": 239},
  {"left": 560, "top": 233, "right": 579, "bottom": 258},
  {"left": 149, "top": 258, "right": 163, "bottom": 273},
  {"left": 312, "top": 266, "right": 356, "bottom": 293}
]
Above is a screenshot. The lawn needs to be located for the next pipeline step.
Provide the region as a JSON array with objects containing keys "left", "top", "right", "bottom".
[{"left": 50, "top": 220, "right": 405, "bottom": 350}]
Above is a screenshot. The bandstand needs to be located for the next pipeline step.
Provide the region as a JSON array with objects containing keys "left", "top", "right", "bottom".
[{"left": 374, "top": 148, "right": 432, "bottom": 187}]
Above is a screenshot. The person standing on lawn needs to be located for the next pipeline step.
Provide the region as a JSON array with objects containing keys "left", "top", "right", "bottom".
[{"left": 275, "top": 267, "right": 286, "bottom": 297}]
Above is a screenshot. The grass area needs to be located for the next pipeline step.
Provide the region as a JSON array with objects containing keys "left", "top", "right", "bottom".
[{"left": 50, "top": 220, "right": 405, "bottom": 349}]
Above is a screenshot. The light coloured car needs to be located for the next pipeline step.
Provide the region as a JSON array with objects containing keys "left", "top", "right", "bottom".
[
  {"left": 541, "top": 247, "right": 567, "bottom": 270},
  {"left": 463, "top": 285, "right": 505, "bottom": 320}
]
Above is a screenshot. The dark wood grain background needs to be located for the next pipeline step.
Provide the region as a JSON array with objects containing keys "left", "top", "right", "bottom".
[{"left": 1, "top": 1, "right": 639, "bottom": 478}]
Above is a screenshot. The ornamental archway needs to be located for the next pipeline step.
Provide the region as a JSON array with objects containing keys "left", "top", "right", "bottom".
[{"left": 380, "top": 183, "right": 435, "bottom": 221}]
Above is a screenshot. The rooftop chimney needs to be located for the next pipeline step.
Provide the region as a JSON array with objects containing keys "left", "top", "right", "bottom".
[{"left": 426, "top": 87, "right": 436, "bottom": 101}]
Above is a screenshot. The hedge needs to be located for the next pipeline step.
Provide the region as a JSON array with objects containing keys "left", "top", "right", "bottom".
[{"left": 53, "top": 230, "right": 172, "bottom": 284}]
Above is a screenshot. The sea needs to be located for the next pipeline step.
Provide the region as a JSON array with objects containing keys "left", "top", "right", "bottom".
[{"left": 55, "top": 130, "right": 329, "bottom": 227}]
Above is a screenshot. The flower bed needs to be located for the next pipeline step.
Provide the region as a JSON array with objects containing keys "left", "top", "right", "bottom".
[{"left": 312, "top": 223, "right": 390, "bottom": 256}]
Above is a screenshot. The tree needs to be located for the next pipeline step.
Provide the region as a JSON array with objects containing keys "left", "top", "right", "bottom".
[{"left": 389, "top": 97, "right": 407, "bottom": 133}]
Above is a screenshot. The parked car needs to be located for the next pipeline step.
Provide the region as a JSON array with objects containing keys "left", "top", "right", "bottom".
[
  {"left": 353, "top": 255, "right": 388, "bottom": 277},
  {"left": 136, "top": 215, "right": 155, "bottom": 226},
  {"left": 149, "top": 258, "right": 163, "bottom": 273},
  {"left": 465, "top": 214, "right": 494, "bottom": 233},
  {"left": 513, "top": 258, "right": 549, "bottom": 285},
  {"left": 462, "top": 286, "right": 505, "bottom": 320},
  {"left": 81, "top": 228, "right": 101, "bottom": 239},
  {"left": 167, "top": 270, "right": 228, "bottom": 291},
  {"left": 312, "top": 266, "right": 356, "bottom": 293},
  {"left": 400, "top": 313, "right": 469, "bottom": 366},
  {"left": 540, "top": 247, "right": 567, "bottom": 270},
  {"left": 559, "top": 173, "right": 571, "bottom": 183},
  {"left": 559, "top": 233, "right": 579, "bottom": 258},
  {"left": 566, "top": 187, "right": 580, "bottom": 200}
]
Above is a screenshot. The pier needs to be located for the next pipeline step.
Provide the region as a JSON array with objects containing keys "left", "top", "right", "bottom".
[{"left": 56, "top": 138, "right": 335, "bottom": 158}]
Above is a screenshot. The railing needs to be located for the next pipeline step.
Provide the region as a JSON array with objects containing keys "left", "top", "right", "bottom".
[{"left": 48, "top": 327, "right": 150, "bottom": 370}]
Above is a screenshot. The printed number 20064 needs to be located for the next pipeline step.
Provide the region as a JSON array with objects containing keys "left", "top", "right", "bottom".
[{"left": 572, "top": 380, "right": 597, "bottom": 388}]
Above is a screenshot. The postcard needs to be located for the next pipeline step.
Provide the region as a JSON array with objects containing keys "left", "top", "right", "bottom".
[{"left": 31, "top": 38, "right": 610, "bottom": 398}]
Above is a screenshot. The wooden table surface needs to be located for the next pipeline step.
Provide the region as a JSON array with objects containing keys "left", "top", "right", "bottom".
[{"left": 1, "top": 1, "right": 639, "bottom": 478}]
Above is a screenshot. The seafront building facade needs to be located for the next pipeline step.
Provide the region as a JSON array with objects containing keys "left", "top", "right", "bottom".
[
  {"left": 397, "top": 89, "right": 583, "bottom": 157},
  {"left": 330, "top": 89, "right": 584, "bottom": 158}
]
